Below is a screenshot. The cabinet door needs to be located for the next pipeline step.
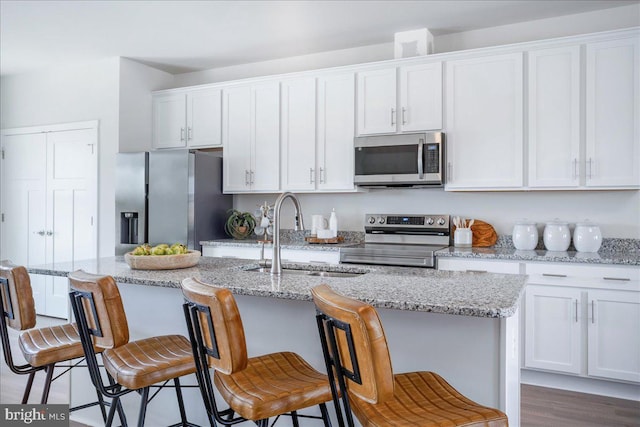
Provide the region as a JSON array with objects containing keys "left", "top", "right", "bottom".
[
  {"left": 187, "top": 88, "right": 222, "bottom": 147},
  {"left": 153, "top": 93, "right": 187, "bottom": 149},
  {"left": 587, "top": 289, "right": 640, "bottom": 382},
  {"left": 524, "top": 285, "right": 582, "bottom": 374},
  {"left": 222, "top": 86, "right": 252, "bottom": 192},
  {"left": 317, "top": 73, "right": 356, "bottom": 191},
  {"left": 281, "top": 78, "right": 316, "bottom": 191},
  {"left": 585, "top": 37, "right": 640, "bottom": 187},
  {"left": 445, "top": 53, "right": 524, "bottom": 189},
  {"left": 528, "top": 46, "right": 581, "bottom": 188},
  {"left": 357, "top": 68, "right": 397, "bottom": 135},
  {"left": 251, "top": 82, "right": 280, "bottom": 192},
  {"left": 399, "top": 63, "right": 442, "bottom": 132}
]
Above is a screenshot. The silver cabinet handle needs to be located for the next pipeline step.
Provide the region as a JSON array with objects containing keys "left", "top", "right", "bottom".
[
  {"left": 391, "top": 108, "right": 396, "bottom": 126},
  {"left": 543, "top": 273, "right": 567, "bottom": 278},
  {"left": 603, "top": 276, "right": 631, "bottom": 281},
  {"left": 591, "top": 300, "right": 596, "bottom": 324},
  {"left": 245, "top": 170, "right": 250, "bottom": 186},
  {"left": 319, "top": 167, "right": 325, "bottom": 184},
  {"left": 250, "top": 170, "right": 254, "bottom": 184},
  {"left": 587, "top": 158, "right": 593, "bottom": 179},
  {"left": 188, "top": 127, "right": 193, "bottom": 140},
  {"left": 465, "top": 269, "right": 487, "bottom": 273},
  {"left": 180, "top": 127, "right": 185, "bottom": 142},
  {"left": 573, "top": 158, "right": 578, "bottom": 180},
  {"left": 36, "top": 230, "right": 45, "bottom": 236},
  {"left": 309, "top": 168, "right": 315, "bottom": 184},
  {"left": 447, "top": 162, "right": 452, "bottom": 181},
  {"left": 402, "top": 107, "right": 407, "bottom": 125},
  {"left": 574, "top": 299, "right": 579, "bottom": 323}
]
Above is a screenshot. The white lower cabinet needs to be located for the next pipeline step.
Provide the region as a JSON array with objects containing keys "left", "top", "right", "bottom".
[{"left": 524, "top": 266, "right": 640, "bottom": 384}]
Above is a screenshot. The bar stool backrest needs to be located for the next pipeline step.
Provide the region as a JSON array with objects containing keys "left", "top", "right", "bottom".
[
  {"left": 181, "top": 277, "right": 248, "bottom": 374},
  {"left": 67, "top": 270, "right": 129, "bottom": 349},
  {"left": 0, "top": 260, "right": 36, "bottom": 331},
  {"left": 312, "top": 284, "right": 395, "bottom": 405}
]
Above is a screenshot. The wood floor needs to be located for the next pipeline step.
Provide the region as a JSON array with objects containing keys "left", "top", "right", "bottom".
[{"left": 1, "top": 316, "right": 638, "bottom": 426}]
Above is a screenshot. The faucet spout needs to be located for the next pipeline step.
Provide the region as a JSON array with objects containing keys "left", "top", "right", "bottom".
[{"left": 271, "top": 192, "right": 305, "bottom": 275}]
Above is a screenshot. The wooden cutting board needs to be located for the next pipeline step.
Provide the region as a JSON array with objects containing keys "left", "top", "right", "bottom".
[{"left": 453, "top": 220, "right": 498, "bottom": 247}]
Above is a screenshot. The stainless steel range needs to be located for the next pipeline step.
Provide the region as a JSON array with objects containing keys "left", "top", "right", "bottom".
[{"left": 340, "top": 214, "right": 450, "bottom": 267}]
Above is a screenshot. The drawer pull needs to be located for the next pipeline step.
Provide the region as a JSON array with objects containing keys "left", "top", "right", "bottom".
[
  {"left": 466, "top": 269, "right": 487, "bottom": 273},
  {"left": 542, "top": 273, "right": 567, "bottom": 278},
  {"left": 603, "top": 277, "right": 630, "bottom": 281}
]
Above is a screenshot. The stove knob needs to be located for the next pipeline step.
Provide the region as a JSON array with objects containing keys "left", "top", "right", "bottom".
[
  {"left": 378, "top": 217, "right": 386, "bottom": 224},
  {"left": 437, "top": 217, "right": 446, "bottom": 226},
  {"left": 368, "top": 216, "right": 376, "bottom": 224},
  {"left": 426, "top": 217, "right": 435, "bottom": 225}
]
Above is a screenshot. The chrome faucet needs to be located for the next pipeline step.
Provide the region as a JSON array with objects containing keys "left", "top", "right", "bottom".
[{"left": 271, "top": 192, "right": 305, "bottom": 275}]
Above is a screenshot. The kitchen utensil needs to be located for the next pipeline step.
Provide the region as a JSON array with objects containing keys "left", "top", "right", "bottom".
[
  {"left": 512, "top": 219, "right": 538, "bottom": 250},
  {"left": 543, "top": 219, "right": 571, "bottom": 251},
  {"left": 573, "top": 220, "right": 602, "bottom": 252}
]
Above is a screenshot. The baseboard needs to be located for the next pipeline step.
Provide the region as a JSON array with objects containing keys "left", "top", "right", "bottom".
[{"left": 521, "top": 369, "right": 640, "bottom": 401}]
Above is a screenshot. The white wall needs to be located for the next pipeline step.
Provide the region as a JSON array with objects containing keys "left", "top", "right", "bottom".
[
  {"left": 0, "top": 57, "right": 174, "bottom": 257},
  {"left": 119, "top": 58, "right": 174, "bottom": 152}
]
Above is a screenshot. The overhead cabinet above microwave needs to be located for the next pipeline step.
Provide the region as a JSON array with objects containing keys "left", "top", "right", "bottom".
[{"left": 357, "top": 62, "right": 443, "bottom": 135}]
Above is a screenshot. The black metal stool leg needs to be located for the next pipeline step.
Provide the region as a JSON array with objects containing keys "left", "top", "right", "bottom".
[
  {"left": 21, "top": 371, "right": 36, "bottom": 404},
  {"left": 173, "top": 377, "right": 189, "bottom": 426},
  {"left": 40, "top": 364, "right": 55, "bottom": 404},
  {"left": 137, "top": 387, "right": 150, "bottom": 427},
  {"left": 319, "top": 403, "right": 332, "bottom": 427},
  {"left": 291, "top": 411, "right": 300, "bottom": 427}
]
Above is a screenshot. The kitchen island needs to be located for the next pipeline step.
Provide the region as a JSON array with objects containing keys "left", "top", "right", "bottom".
[{"left": 28, "top": 256, "right": 526, "bottom": 426}]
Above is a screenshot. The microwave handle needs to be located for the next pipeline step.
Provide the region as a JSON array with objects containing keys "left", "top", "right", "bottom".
[{"left": 417, "top": 138, "right": 424, "bottom": 179}]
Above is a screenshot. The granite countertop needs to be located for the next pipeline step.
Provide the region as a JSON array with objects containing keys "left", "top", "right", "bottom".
[{"left": 27, "top": 256, "right": 526, "bottom": 319}]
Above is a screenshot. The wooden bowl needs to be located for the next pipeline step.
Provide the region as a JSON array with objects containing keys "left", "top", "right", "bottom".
[{"left": 124, "top": 250, "right": 201, "bottom": 270}]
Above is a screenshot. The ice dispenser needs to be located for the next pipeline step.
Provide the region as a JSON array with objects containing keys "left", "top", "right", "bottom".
[{"left": 120, "top": 212, "right": 139, "bottom": 244}]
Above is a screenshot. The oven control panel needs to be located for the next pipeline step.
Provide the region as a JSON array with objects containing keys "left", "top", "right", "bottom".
[{"left": 365, "top": 214, "right": 449, "bottom": 229}]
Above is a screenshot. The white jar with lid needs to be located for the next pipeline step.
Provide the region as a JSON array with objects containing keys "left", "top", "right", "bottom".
[
  {"left": 543, "top": 219, "right": 571, "bottom": 251},
  {"left": 512, "top": 219, "right": 538, "bottom": 250},
  {"left": 573, "top": 220, "right": 602, "bottom": 253}
]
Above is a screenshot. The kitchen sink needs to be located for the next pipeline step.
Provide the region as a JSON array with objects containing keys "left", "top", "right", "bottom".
[{"left": 244, "top": 267, "right": 365, "bottom": 278}]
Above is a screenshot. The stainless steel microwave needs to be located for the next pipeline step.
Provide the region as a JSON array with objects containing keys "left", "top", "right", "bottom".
[{"left": 354, "top": 132, "right": 444, "bottom": 187}]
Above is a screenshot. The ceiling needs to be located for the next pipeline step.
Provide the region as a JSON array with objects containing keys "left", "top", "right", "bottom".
[{"left": 0, "top": 0, "right": 637, "bottom": 76}]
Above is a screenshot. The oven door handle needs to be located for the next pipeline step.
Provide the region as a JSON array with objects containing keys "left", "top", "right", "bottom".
[{"left": 417, "top": 138, "right": 424, "bottom": 179}]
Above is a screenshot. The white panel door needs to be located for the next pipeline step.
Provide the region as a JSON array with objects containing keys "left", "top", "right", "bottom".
[
  {"left": 445, "top": 53, "right": 524, "bottom": 189},
  {"left": 153, "top": 93, "right": 187, "bottom": 149},
  {"left": 222, "top": 86, "right": 252, "bottom": 192},
  {"left": 281, "top": 77, "right": 316, "bottom": 191},
  {"left": 528, "top": 46, "right": 581, "bottom": 188},
  {"left": 187, "top": 88, "right": 222, "bottom": 147},
  {"left": 1, "top": 133, "right": 47, "bottom": 312},
  {"left": 525, "top": 285, "right": 582, "bottom": 374},
  {"left": 251, "top": 82, "right": 280, "bottom": 192},
  {"left": 400, "top": 62, "right": 442, "bottom": 132},
  {"left": 357, "top": 68, "right": 397, "bottom": 135},
  {"left": 588, "top": 289, "right": 640, "bottom": 382},
  {"left": 585, "top": 37, "right": 640, "bottom": 187},
  {"left": 317, "top": 73, "right": 356, "bottom": 191}
]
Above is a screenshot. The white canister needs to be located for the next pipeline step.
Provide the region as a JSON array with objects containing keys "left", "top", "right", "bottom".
[
  {"left": 512, "top": 219, "right": 538, "bottom": 250},
  {"left": 543, "top": 219, "right": 571, "bottom": 252},
  {"left": 573, "top": 221, "right": 602, "bottom": 253}
]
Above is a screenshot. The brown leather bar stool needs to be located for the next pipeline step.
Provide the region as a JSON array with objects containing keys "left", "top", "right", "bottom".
[
  {"left": 312, "top": 284, "right": 509, "bottom": 427},
  {"left": 68, "top": 270, "right": 199, "bottom": 427},
  {"left": 0, "top": 260, "right": 106, "bottom": 417},
  {"left": 181, "top": 277, "right": 333, "bottom": 427}
]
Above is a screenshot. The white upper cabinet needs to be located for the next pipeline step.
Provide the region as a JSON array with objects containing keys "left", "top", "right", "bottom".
[
  {"left": 317, "top": 73, "right": 356, "bottom": 191},
  {"left": 357, "top": 68, "right": 397, "bottom": 135},
  {"left": 445, "top": 53, "right": 524, "bottom": 189},
  {"left": 281, "top": 77, "right": 317, "bottom": 191},
  {"left": 153, "top": 88, "right": 222, "bottom": 149},
  {"left": 528, "top": 46, "right": 581, "bottom": 188},
  {"left": 585, "top": 37, "right": 639, "bottom": 188},
  {"left": 399, "top": 63, "right": 442, "bottom": 132},
  {"left": 357, "top": 63, "right": 442, "bottom": 135},
  {"left": 223, "top": 83, "right": 280, "bottom": 193}
]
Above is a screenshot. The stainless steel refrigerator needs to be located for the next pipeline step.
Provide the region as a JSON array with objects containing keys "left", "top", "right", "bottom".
[{"left": 115, "top": 150, "right": 232, "bottom": 255}]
